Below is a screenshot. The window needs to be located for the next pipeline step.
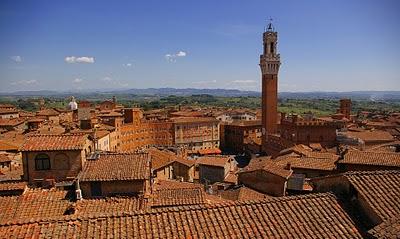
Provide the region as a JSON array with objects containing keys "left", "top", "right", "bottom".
[{"left": 35, "top": 153, "right": 51, "bottom": 170}]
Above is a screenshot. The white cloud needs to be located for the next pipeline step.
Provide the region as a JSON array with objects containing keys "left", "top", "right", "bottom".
[
  {"left": 10, "top": 79, "right": 37, "bottom": 85},
  {"left": 65, "top": 56, "right": 95, "bottom": 64},
  {"left": 10, "top": 56, "right": 22, "bottom": 63},
  {"left": 73, "top": 78, "right": 83, "bottom": 83},
  {"left": 123, "top": 63, "right": 133, "bottom": 67},
  {"left": 176, "top": 51, "right": 186, "bottom": 57},
  {"left": 165, "top": 51, "right": 187, "bottom": 62}
]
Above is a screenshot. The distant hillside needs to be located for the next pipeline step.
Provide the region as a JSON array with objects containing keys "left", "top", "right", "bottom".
[{"left": 1, "top": 88, "right": 400, "bottom": 101}]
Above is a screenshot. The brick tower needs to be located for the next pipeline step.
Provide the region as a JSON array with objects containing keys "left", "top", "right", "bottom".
[
  {"left": 339, "top": 98, "right": 352, "bottom": 120},
  {"left": 259, "top": 21, "right": 281, "bottom": 151}
]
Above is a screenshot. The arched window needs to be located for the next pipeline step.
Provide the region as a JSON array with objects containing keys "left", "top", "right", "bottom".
[
  {"left": 54, "top": 153, "right": 70, "bottom": 170},
  {"left": 35, "top": 153, "right": 50, "bottom": 170}
]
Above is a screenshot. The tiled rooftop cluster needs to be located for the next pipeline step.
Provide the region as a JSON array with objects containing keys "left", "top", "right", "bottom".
[
  {"left": 0, "top": 188, "right": 72, "bottom": 223},
  {"left": 196, "top": 155, "right": 231, "bottom": 167},
  {"left": 73, "top": 197, "right": 149, "bottom": 215},
  {"left": 151, "top": 180, "right": 205, "bottom": 207},
  {"left": 79, "top": 153, "right": 150, "bottom": 181},
  {"left": 0, "top": 193, "right": 363, "bottom": 238},
  {"left": 274, "top": 153, "right": 339, "bottom": 171},
  {"left": 219, "top": 186, "right": 270, "bottom": 201},
  {"left": 341, "top": 150, "right": 400, "bottom": 167},
  {"left": 149, "top": 147, "right": 193, "bottom": 170},
  {"left": 345, "top": 170, "right": 400, "bottom": 221},
  {"left": 242, "top": 156, "right": 292, "bottom": 178},
  {"left": 152, "top": 187, "right": 205, "bottom": 207}
]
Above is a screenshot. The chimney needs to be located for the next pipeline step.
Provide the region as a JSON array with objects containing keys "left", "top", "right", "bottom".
[{"left": 285, "top": 163, "right": 291, "bottom": 170}]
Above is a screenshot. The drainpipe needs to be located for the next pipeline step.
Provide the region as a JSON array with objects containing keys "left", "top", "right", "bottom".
[{"left": 75, "top": 173, "right": 82, "bottom": 200}]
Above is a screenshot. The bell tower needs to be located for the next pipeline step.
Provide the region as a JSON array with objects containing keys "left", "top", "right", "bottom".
[{"left": 259, "top": 20, "right": 281, "bottom": 150}]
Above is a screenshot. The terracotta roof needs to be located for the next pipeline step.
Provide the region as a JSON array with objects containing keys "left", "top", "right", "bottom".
[
  {"left": 345, "top": 130, "right": 395, "bottom": 143},
  {"left": 73, "top": 197, "right": 148, "bottom": 215},
  {"left": 279, "top": 144, "right": 312, "bottom": 156},
  {"left": 0, "top": 104, "right": 15, "bottom": 109},
  {"left": 149, "top": 148, "right": 194, "bottom": 170},
  {"left": 20, "top": 134, "right": 89, "bottom": 151},
  {"left": 242, "top": 156, "right": 293, "bottom": 178},
  {"left": 0, "top": 108, "right": 18, "bottom": 115},
  {"left": 79, "top": 153, "right": 150, "bottom": 182},
  {"left": 153, "top": 179, "right": 203, "bottom": 190},
  {"left": 19, "top": 111, "right": 35, "bottom": 117},
  {"left": 152, "top": 187, "right": 205, "bottom": 207},
  {"left": 340, "top": 150, "right": 400, "bottom": 167},
  {"left": 368, "top": 215, "right": 400, "bottom": 239},
  {"left": 0, "top": 118, "right": 25, "bottom": 127},
  {"left": 274, "top": 154, "right": 339, "bottom": 171},
  {"left": 0, "top": 181, "right": 27, "bottom": 192},
  {"left": 0, "top": 193, "right": 363, "bottom": 238},
  {"left": 0, "top": 188, "right": 72, "bottom": 223},
  {"left": 152, "top": 180, "right": 216, "bottom": 207},
  {"left": 345, "top": 170, "right": 400, "bottom": 221},
  {"left": 36, "top": 108, "right": 59, "bottom": 117},
  {"left": 220, "top": 186, "right": 269, "bottom": 201},
  {"left": 196, "top": 156, "right": 231, "bottom": 167},
  {"left": 26, "top": 117, "right": 45, "bottom": 123}
]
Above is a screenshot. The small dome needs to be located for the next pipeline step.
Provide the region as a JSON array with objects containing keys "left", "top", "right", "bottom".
[{"left": 68, "top": 101, "right": 78, "bottom": 110}]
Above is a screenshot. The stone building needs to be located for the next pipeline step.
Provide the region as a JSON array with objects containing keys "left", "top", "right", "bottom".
[
  {"left": 119, "top": 109, "right": 174, "bottom": 151},
  {"left": 36, "top": 108, "right": 60, "bottom": 125},
  {"left": 172, "top": 117, "right": 220, "bottom": 151},
  {"left": 238, "top": 157, "right": 292, "bottom": 196},
  {"left": 78, "top": 152, "right": 151, "bottom": 198},
  {"left": 215, "top": 110, "right": 257, "bottom": 122},
  {"left": 280, "top": 113, "right": 337, "bottom": 146},
  {"left": 149, "top": 148, "right": 194, "bottom": 182},
  {"left": 220, "top": 120, "right": 262, "bottom": 153},
  {"left": 20, "top": 134, "right": 93, "bottom": 185},
  {"left": 196, "top": 156, "right": 235, "bottom": 184},
  {"left": 98, "top": 97, "right": 117, "bottom": 111}
]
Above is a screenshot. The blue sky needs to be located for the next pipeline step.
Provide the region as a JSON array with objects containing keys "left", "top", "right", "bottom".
[{"left": 0, "top": 0, "right": 399, "bottom": 92}]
